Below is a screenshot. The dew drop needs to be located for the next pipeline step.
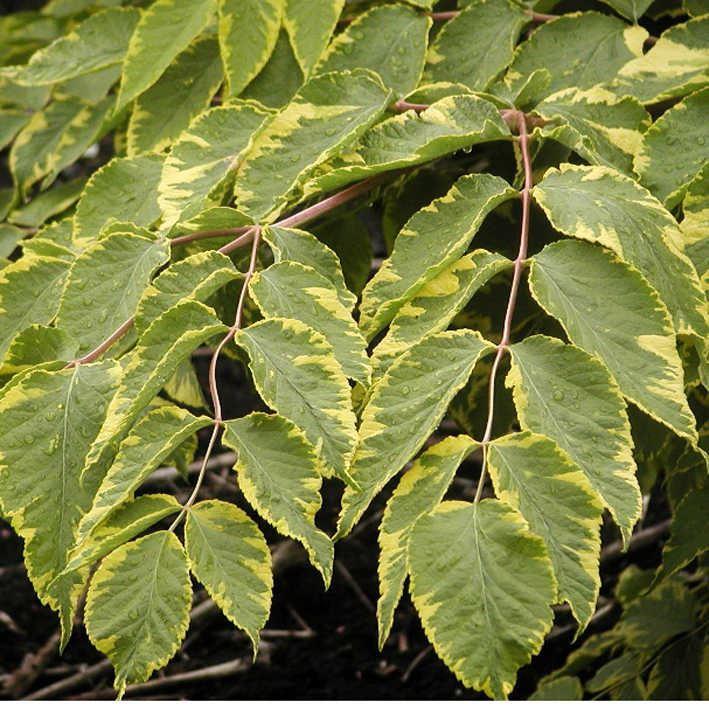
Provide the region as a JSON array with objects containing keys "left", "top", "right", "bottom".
[
  {"left": 552, "top": 389, "right": 564, "bottom": 402},
  {"left": 402, "top": 385, "right": 411, "bottom": 395},
  {"left": 45, "top": 411, "right": 56, "bottom": 422},
  {"left": 697, "top": 136, "right": 705, "bottom": 146},
  {"left": 24, "top": 434, "right": 34, "bottom": 445}
]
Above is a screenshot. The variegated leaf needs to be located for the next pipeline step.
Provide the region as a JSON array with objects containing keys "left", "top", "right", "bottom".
[
  {"left": 316, "top": 4, "right": 430, "bottom": 97},
  {"left": 488, "top": 431, "right": 603, "bottom": 630},
  {"left": 377, "top": 435, "right": 476, "bottom": 648},
  {"left": 185, "top": 499, "right": 272, "bottom": 650},
  {"left": 529, "top": 240, "right": 697, "bottom": 442},
  {"left": 336, "top": 329, "right": 493, "bottom": 538},
  {"left": 218, "top": 0, "right": 283, "bottom": 97},
  {"left": 158, "top": 103, "right": 271, "bottom": 229},
  {"left": 234, "top": 69, "right": 392, "bottom": 222},
  {"left": 533, "top": 164, "right": 707, "bottom": 338},
  {"left": 508, "top": 335, "right": 641, "bottom": 543},
  {"left": 76, "top": 405, "right": 210, "bottom": 544},
  {"left": 408, "top": 500, "right": 556, "bottom": 699},
  {"left": 223, "top": 413, "right": 333, "bottom": 585},
  {"left": 85, "top": 531, "right": 192, "bottom": 697},
  {"left": 359, "top": 173, "right": 516, "bottom": 340},
  {"left": 371, "top": 250, "right": 511, "bottom": 379},
  {"left": 249, "top": 261, "right": 371, "bottom": 385},
  {"left": 235, "top": 318, "right": 357, "bottom": 482}
]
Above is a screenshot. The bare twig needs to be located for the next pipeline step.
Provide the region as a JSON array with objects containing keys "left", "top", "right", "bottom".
[
  {"left": 4, "top": 630, "right": 60, "bottom": 698},
  {"left": 335, "top": 560, "right": 375, "bottom": 613}
]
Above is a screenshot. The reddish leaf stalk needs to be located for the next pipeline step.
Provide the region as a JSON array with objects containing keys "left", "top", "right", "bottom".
[
  {"left": 169, "top": 226, "right": 261, "bottom": 530},
  {"left": 474, "top": 110, "right": 533, "bottom": 503}
]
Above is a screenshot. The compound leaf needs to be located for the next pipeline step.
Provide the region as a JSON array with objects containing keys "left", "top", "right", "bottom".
[
  {"left": 158, "top": 103, "right": 270, "bottom": 229},
  {"left": 234, "top": 69, "right": 392, "bottom": 222},
  {"left": 77, "top": 405, "right": 210, "bottom": 544},
  {"left": 56, "top": 232, "right": 170, "bottom": 352},
  {"left": 371, "top": 250, "right": 511, "bottom": 379}
]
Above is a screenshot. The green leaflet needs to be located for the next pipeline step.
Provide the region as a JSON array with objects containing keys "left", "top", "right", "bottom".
[
  {"left": 56, "top": 233, "right": 170, "bottom": 352},
  {"left": 609, "top": 16, "right": 709, "bottom": 104},
  {"left": 528, "top": 240, "right": 697, "bottom": 442},
  {"left": 8, "top": 176, "right": 86, "bottom": 229},
  {"left": 634, "top": 87, "right": 709, "bottom": 209},
  {"left": 316, "top": 4, "right": 430, "bottom": 97},
  {"left": 82, "top": 300, "right": 227, "bottom": 485},
  {"left": 76, "top": 405, "right": 210, "bottom": 544},
  {"left": 241, "top": 29, "right": 303, "bottom": 110},
  {"left": 234, "top": 69, "right": 392, "bottom": 222},
  {"left": 371, "top": 250, "right": 511, "bottom": 379},
  {"left": 158, "top": 103, "right": 271, "bottom": 229},
  {"left": 534, "top": 87, "right": 650, "bottom": 176},
  {"left": 62, "top": 494, "right": 182, "bottom": 577},
  {"left": 9, "top": 95, "right": 113, "bottom": 195},
  {"left": 0, "top": 224, "right": 23, "bottom": 259},
  {"left": 85, "top": 531, "right": 192, "bottom": 697},
  {"left": 283, "top": 0, "right": 344, "bottom": 76},
  {"left": 185, "top": 499, "right": 272, "bottom": 651},
  {"left": 135, "top": 250, "right": 240, "bottom": 333},
  {"left": 301, "top": 94, "right": 510, "bottom": 198},
  {"left": 0, "top": 109, "right": 29, "bottom": 151},
  {"left": 73, "top": 154, "right": 165, "bottom": 248},
  {"left": 163, "top": 359, "right": 206, "bottom": 410},
  {"left": 506, "top": 12, "right": 646, "bottom": 101},
  {"left": 0, "top": 248, "right": 73, "bottom": 363},
  {"left": 1, "top": 324, "right": 78, "bottom": 376},
  {"left": 617, "top": 578, "right": 697, "bottom": 649},
  {"left": 223, "top": 413, "right": 333, "bottom": 586},
  {"left": 116, "top": 0, "right": 218, "bottom": 110},
  {"left": 647, "top": 633, "right": 705, "bottom": 700},
  {"left": 0, "top": 362, "right": 119, "bottom": 642},
  {"left": 533, "top": 164, "right": 707, "bottom": 338},
  {"left": 12, "top": 7, "right": 140, "bottom": 86},
  {"left": 408, "top": 500, "right": 556, "bottom": 699},
  {"left": 487, "top": 431, "right": 603, "bottom": 630},
  {"left": 127, "top": 36, "right": 224, "bottom": 156},
  {"left": 249, "top": 261, "right": 371, "bottom": 386},
  {"left": 263, "top": 226, "right": 355, "bottom": 312},
  {"left": 359, "top": 173, "right": 516, "bottom": 340},
  {"left": 598, "top": 0, "right": 653, "bottom": 21},
  {"left": 336, "top": 329, "right": 493, "bottom": 539},
  {"left": 218, "top": 0, "right": 282, "bottom": 97},
  {"left": 530, "top": 676, "right": 584, "bottom": 700},
  {"left": 235, "top": 318, "right": 357, "bottom": 482},
  {"left": 424, "top": 0, "right": 527, "bottom": 91},
  {"left": 655, "top": 484, "right": 709, "bottom": 585},
  {"left": 681, "top": 165, "right": 709, "bottom": 294},
  {"left": 377, "top": 435, "right": 477, "bottom": 649},
  {"left": 57, "top": 63, "right": 121, "bottom": 103},
  {"left": 508, "top": 335, "right": 641, "bottom": 543}
]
